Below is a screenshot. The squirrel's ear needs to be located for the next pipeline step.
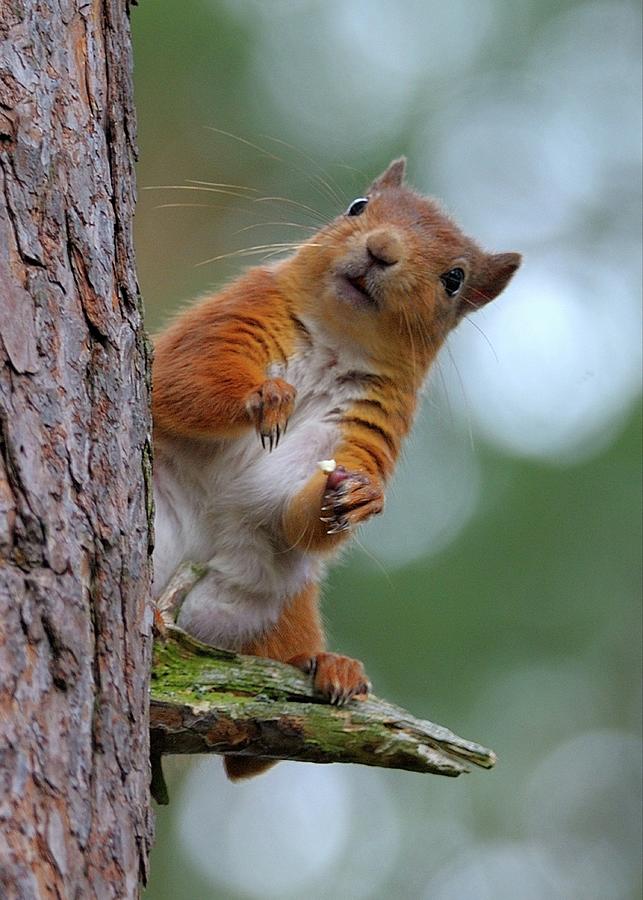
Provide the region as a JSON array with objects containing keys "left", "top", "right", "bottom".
[
  {"left": 369, "top": 157, "right": 406, "bottom": 192},
  {"left": 466, "top": 252, "right": 521, "bottom": 310}
]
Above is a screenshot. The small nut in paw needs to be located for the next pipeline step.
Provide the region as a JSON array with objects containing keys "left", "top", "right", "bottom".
[{"left": 318, "top": 458, "right": 337, "bottom": 474}]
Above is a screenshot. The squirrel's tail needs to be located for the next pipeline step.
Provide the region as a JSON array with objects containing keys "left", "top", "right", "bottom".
[{"left": 223, "top": 756, "right": 278, "bottom": 781}]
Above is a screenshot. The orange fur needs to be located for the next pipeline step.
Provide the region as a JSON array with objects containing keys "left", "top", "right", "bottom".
[
  {"left": 153, "top": 268, "right": 297, "bottom": 439},
  {"left": 153, "top": 158, "right": 521, "bottom": 779},
  {"left": 226, "top": 585, "right": 368, "bottom": 780},
  {"left": 241, "top": 582, "right": 324, "bottom": 661}
]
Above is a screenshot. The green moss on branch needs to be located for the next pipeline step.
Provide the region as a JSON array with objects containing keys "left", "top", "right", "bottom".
[{"left": 150, "top": 627, "right": 496, "bottom": 796}]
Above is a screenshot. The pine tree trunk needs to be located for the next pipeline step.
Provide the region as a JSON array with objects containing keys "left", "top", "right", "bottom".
[{"left": 0, "top": 1, "right": 153, "bottom": 896}]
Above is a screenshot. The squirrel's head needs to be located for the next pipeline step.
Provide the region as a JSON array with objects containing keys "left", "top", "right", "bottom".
[{"left": 282, "top": 158, "right": 521, "bottom": 372}]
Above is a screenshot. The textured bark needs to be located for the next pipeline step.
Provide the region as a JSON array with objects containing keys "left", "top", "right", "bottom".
[
  {"left": 150, "top": 628, "right": 496, "bottom": 802},
  {"left": 0, "top": 1, "right": 153, "bottom": 897}
]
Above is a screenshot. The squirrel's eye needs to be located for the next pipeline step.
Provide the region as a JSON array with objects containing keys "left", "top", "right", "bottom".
[
  {"left": 346, "top": 197, "right": 368, "bottom": 217},
  {"left": 440, "top": 267, "right": 465, "bottom": 297}
]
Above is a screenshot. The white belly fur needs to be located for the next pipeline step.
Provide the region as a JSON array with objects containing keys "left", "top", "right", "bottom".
[{"left": 152, "top": 327, "right": 369, "bottom": 649}]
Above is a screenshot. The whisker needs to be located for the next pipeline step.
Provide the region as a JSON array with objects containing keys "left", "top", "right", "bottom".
[
  {"left": 145, "top": 183, "right": 328, "bottom": 224},
  {"left": 144, "top": 184, "right": 265, "bottom": 201},
  {"left": 253, "top": 195, "right": 328, "bottom": 223},
  {"left": 335, "top": 161, "right": 372, "bottom": 196},
  {"left": 204, "top": 125, "right": 282, "bottom": 162},
  {"left": 203, "top": 126, "right": 335, "bottom": 218},
  {"left": 185, "top": 179, "right": 261, "bottom": 193},
  {"left": 417, "top": 318, "right": 454, "bottom": 427},
  {"left": 233, "top": 221, "right": 318, "bottom": 236},
  {"left": 442, "top": 338, "right": 474, "bottom": 448},
  {"left": 151, "top": 204, "right": 318, "bottom": 237},
  {"left": 465, "top": 316, "right": 499, "bottom": 364},
  {"left": 196, "top": 248, "right": 291, "bottom": 266},
  {"left": 196, "top": 242, "right": 319, "bottom": 267},
  {"left": 261, "top": 247, "right": 303, "bottom": 262},
  {"left": 352, "top": 533, "right": 395, "bottom": 593},
  {"left": 336, "top": 162, "right": 369, "bottom": 179},
  {"left": 259, "top": 134, "right": 345, "bottom": 206},
  {"left": 465, "top": 285, "right": 495, "bottom": 306},
  {"left": 152, "top": 202, "right": 269, "bottom": 217},
  {"left": 335, "top": 161, "right": 370, "bottom": 189}
]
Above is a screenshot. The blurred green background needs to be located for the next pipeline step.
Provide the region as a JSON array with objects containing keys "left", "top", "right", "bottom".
[{"left": 133, "top": 1, "right": 642, "bottom": 897}]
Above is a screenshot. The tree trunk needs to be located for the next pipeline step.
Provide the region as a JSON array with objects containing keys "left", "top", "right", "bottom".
[{"left": 0, "top": 1, "right": 153, "bottom": 896}]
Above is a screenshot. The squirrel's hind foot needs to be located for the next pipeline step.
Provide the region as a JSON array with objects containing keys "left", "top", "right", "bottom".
[{"left": 290, "top": 651, "right": 370, "bottom": 706}]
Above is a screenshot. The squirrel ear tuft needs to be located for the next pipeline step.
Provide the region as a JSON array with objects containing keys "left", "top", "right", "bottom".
[
  {"left": 369, "top": 157, "right": 407, "bottom": 192},
  {"left": 467, "top": 252, "right": 521, "bottom": 309}
]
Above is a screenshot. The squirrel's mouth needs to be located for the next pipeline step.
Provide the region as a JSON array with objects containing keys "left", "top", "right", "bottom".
[{"left": 334, "top": 272, "right": 379, "bottom": 310}]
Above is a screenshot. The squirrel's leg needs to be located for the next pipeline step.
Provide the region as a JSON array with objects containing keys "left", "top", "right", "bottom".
[
  {"left": 244, "top": 582, "right": 370, "bottom": 704},
  {"left": 152, "top": 270, "right": 297, "bottom": 443},
  {"left": 224, "top": 582, "right": 369, "bottom": 781},
  {"left": 282, "top": 446, "right": 387, "bottom": 554},
  {"left": 153, "top": 359, "right": 296, "bottom": 446}
]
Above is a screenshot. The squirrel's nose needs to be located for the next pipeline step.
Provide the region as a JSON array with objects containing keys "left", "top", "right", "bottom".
[{"left": 366, "top": 230, "right": 401, "bottom": 267}]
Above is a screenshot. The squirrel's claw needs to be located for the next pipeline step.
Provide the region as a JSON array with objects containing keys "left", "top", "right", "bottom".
[
  {"left": 288, "top": 652, "right": 370, "bottom": 706},
  {"left": 257, "top": 423, "right": 285, "bottom": 452},
  {"left": 319, "top": 467, "right": 384, "bottom": 535},
  {"left": 326, "top": 518, "right": 350, "bottom": 535},
  {"left": 246, "top": 378, "right": 296, "bottom": 451},
  {"left": 321, "top": 470, "right": 384, "bottom": 535}
]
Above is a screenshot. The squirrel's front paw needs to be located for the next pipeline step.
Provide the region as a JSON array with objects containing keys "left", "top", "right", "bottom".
[
  {"left": 245, "top": 378, "right": 296, "bottom": 450},
  {"left": 320, "top": 466, "right": 384, "bottom": 534},
  {"left": 289, "top": 652, "right": 370, "bottom": 705}
]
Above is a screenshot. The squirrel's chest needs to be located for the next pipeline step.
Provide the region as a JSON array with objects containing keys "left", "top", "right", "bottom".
[
  {"left": 152, "top": 339, "right": 367, "bottom": 596},
  {"left": 236, "top": 340, "right": 364, "bottom": 492},
  {"left": 276, "top": 337, "right": 364, "bottom": 421}
]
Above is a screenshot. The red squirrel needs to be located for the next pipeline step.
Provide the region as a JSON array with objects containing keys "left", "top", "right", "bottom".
[{"left": 152, "top": 158, "right": 521, "bottom": 779}]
